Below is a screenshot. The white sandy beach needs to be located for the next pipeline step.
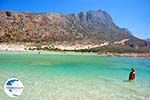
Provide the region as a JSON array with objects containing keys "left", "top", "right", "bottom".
[{"left": 0, "top": 43, "right": 150, "bottom": 58}]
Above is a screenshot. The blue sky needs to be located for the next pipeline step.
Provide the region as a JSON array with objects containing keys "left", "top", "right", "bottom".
[{"left": 0, "top": 0, "right": 150, "bottom": 39}]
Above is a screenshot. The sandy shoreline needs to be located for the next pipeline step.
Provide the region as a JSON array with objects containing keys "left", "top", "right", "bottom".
[
  {"left": 97, "top": 52, "right": 150, "bottom": 58},
  {"left": 0, "top": 50, "right": 150, "bottom": 58},
  {"left": 0, "top": 43, "right": 150, "bottom": 58}
]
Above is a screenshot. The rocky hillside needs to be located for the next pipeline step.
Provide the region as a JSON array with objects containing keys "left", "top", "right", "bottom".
[
  {"left": 0, "top": 9, "right": 149, "bottom": 52},
  {"left": 146, "top": 39, "right": 150, "bottom": 42}
]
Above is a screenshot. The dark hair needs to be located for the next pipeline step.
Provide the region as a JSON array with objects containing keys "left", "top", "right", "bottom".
[{"left": 131, "top": 68, "right": 135, "bottom": 72}]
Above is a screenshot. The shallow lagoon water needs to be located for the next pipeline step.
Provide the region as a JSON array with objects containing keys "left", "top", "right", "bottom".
[{"left": 0, "top": 53, "right": 150, "bottom": 100}]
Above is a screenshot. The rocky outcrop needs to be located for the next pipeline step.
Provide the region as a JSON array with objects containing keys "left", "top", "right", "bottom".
[{"left": 0, "top": 10, "right": 149, "bottom": 52}]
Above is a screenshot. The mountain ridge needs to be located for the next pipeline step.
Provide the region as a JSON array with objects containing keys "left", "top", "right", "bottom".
[{"left": 0, "top": 9, "right": 149, "bottom": 53}]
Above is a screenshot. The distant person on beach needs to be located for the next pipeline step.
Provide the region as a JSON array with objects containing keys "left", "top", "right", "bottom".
[
  {"left": 129, "top": 68, "right": 135, "bottom": 81},
  {"left": 38, "top": 51, "right": 41, "bottom": 54}
]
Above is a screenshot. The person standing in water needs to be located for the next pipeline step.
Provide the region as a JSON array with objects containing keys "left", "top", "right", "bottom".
[{"left": 129, "top": 68, "right": 135, "bottom": 81}]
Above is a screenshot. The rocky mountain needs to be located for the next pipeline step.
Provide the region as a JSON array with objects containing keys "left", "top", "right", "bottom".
[
  {"left": 145, "top": 39, "right": 150, "bottom": 46},
  {"left": 146, "top": 39, "right": 150, "bottom": 42},
  {"left": 0, "top": 9, "right": 149, "bottom": 52}
]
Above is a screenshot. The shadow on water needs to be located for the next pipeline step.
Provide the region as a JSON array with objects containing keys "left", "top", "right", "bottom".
[
  {"left": 123, "top": 80, "right": 129, "bottom": 82},
  {"left": 123, "top": 80, "right": 136, "bottom": 83}
]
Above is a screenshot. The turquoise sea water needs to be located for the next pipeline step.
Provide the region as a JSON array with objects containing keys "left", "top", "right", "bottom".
[{"left": 0, "top": 53, "right": 150, "bottom": 100}]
